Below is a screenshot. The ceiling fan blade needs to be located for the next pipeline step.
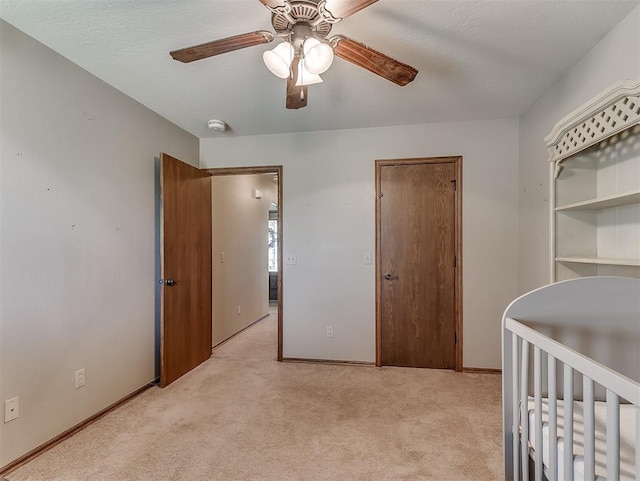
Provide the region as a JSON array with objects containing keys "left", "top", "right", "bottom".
[
  {"left": 333, "top": 36, "right": 418, "bottom": 86},
  {"left": 321, "top": 0, "right": 379, "bottom": 20},
  {"left": 286, "top": 60, "right": 308, "bottom": 109},
  {"left": 170, "top": 31, "right": 273, "bottom": 63}
]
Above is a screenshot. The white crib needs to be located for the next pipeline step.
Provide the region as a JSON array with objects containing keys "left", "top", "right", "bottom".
[{"left": 502, "top": 277, "right": 639, "bottom": 480}]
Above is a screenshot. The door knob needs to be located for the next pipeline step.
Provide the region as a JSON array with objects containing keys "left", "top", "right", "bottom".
[
  {"left": 165, "top": 278, "right": 176, "bottom": 287},
  {"left": 384, "top": 273, "right": 399, "bottom": 281}
]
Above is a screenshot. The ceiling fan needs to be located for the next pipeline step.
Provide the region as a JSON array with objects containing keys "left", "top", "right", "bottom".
[{"left": 170, "top": 0, "right": 418, "bottom": 109}]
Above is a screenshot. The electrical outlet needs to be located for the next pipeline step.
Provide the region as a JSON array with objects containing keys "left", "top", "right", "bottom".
[
  {"left": 237, "top": 304, "right": 242, "bottom": 315},
  {"left": 220, "top": 252, "right": 225, "bottom": 263},
  {"left": 326, "top": 325, "right": 334, "bottom": 338},
  {"left": 75, "top": 368, "right": 86, "bottom": 389},
  {"left": 4, "top": 397, "right": 19, "bottom": 423},
  {"left": 285, "top": 255, "right": 297, "bottom": 265}
]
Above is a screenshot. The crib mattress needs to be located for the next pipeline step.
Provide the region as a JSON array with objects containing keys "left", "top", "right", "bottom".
[{"left": 527, "top": 397, "right": 637, "bottom": 481}]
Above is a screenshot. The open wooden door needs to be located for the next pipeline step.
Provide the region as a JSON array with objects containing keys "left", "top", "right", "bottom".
[{"left": 160, "top": 153, "right": 212, "bottom": 387}]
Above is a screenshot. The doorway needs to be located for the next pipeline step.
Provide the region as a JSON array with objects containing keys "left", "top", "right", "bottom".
[
  {"left": 375, "top": 157, "right": 462, "bottom": 370},
  {"left": 207, "top": 166, "right": 284, "bottom": 361}
]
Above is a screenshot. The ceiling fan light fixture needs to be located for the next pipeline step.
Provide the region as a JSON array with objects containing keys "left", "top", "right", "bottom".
[
  {"left": 302, "top": 37, "right": 334, "bottom": 75},
  {"left": 295, "top": 59, "right": 323, "bottom": 86},
  {"left": 263, "top": 41, "right": 295, "bottom": 79}
]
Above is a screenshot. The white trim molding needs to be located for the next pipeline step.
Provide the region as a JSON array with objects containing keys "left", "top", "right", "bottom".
[{"left": 544, "top": 79, "right": 640, "bottom": 177}]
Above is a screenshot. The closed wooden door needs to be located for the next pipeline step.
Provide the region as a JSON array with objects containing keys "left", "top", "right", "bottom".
[
  {"left": 376, "top": 158, "right": 461, "bottom": 369},
  {"left": 160, "top": 153, "right": 212, "bottom": 387}
]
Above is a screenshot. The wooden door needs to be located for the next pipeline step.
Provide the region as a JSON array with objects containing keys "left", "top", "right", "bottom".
[
  {"left": 376, "top": 157, "right": 461, "bottom": 369},
  {"left": 160, "top": 153, "right": 212, "bottom": 387}
]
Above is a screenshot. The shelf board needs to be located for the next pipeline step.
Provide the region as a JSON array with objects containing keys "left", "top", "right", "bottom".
[
  {"left": 556, "top": 256, "right": 640, "bottom": 267},
  {"left": 556, "top": 191, "right": 640, "bottom": 211}
]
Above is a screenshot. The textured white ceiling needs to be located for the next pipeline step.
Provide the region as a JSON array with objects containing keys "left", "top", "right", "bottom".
[{"left": 1, "top": 0, "right": 638, "bottom": 138}]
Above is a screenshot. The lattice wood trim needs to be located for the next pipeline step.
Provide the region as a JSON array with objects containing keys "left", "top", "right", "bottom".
[{"left": 545, "top": 79, "right": 640, "bottom": 176}]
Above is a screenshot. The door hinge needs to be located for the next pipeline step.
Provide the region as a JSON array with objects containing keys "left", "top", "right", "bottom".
[{"left": 451, "top": 179, "right": 457, "bottom": 190}]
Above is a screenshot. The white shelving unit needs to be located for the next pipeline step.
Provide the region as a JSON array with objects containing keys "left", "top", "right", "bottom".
[
  {"left": 545, "top": 80, "right": 640, "bottom": 282},
  {"left": 556, "top": 190, "right": 640, "bottom": 211},
  {"left": 555, "top": 256, "right": 640, "bottom": 266}
]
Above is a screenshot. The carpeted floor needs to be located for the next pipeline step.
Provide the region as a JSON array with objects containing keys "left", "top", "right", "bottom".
[{"left": 6, "top": 313, "right": 503, "bottom": 481}]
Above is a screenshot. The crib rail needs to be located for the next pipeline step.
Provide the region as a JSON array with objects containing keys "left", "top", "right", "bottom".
[{"left": 505, "top": 317, "right": 640, "bottom": 481}]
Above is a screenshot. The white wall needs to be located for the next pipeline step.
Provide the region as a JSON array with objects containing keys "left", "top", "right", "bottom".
[
  {"left": 518, "top": 5, "right": 640, "bottom": 293},
  {"left": 211, "top": 174, "right": 277, "bottom": 345},
  {"left": 201, "top": 119, "right": 520, "bottom": 368},
  {"left": 0, "top": 21, "right": 199, "bottom": 467}
]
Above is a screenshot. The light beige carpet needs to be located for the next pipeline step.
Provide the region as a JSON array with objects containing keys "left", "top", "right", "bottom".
[{"left": 6, "top": 314, "right": 503, "bottom": 481}]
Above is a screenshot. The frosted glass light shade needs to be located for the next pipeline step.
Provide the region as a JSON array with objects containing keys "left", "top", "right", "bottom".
[
  {"left": 295, "top": 60, "right": 323, "bottom": 86},
  {"left": 303, "top": 38, "right": 334, "bottom": 75},
  {"left": 263, "top": 42, "right": 295, "bottom": 79}
]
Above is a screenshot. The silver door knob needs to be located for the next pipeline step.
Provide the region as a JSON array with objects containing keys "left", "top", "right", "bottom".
[
  {"left": 384, "top": 273, "right": 399, "bottom": 280},
  {"left": 165, "top": 278, "right": 176, "bottom": 286}
]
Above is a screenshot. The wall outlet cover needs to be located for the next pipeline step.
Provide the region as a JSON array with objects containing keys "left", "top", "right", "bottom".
[
  {"left": 285, "top": 255, "right": 297, "bottom": 265},
  {"left": 75, "top": 368, "right": 86, "bottom": 389},
  {"left": 4, "top": 397, "right": 19, "bottom": 423}
]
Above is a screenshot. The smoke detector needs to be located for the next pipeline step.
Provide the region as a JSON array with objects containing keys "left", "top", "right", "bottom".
[{"left": 207, "top": 119, "right": 227, "bottom": 132}]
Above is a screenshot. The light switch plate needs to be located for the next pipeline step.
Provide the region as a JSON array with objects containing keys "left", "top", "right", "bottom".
[{"left": 363, "top": 252, "right": 372, "bottom": 265}]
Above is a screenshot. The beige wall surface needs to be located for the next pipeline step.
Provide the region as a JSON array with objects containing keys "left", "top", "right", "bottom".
[
  {"left": 201, "top": 118, "right": 520, "bottom": 369},
  {"left": 518, "top": 5, "right": 640, "bottom": 294},
  {"left": 0, "top": 21, "right": 199, "bottom": 467},
  {"left": 211, "top": 174, "right": 277, "bottom": 346}
]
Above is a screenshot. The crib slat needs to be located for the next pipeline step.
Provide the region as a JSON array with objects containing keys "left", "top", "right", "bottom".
[
  {"left": 563, "top": 364, "right": 574, "bottom": 481},
  {"left": 512, "top": 334, "right": 520, "bottom": 480},
  {"left": 583, "top": 377, "right": 595, "bottom": 481},
  {"left": 606, "top": 390, "right": 620, "bottom": 480},
  {"left": 521, "top": 340, "right": 530, "bottom": 481},
  {"left": 547, "top": 354, "right": 557, "bottom": 481},
  {"left": 534, "top": 346, "right": 543, "bottom": 481}
]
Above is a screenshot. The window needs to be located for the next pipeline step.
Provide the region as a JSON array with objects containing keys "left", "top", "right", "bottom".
[{"left": 268, "top": 219, "right": 278, "bottom": 272}]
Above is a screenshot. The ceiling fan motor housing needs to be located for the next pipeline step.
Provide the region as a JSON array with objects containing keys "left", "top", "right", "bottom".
[
  {"left": 291, "top": 24, "right": 313, "bottom": 48},
  {"left": 271, "top": 1, "right": 333, "bottom": 38}
]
